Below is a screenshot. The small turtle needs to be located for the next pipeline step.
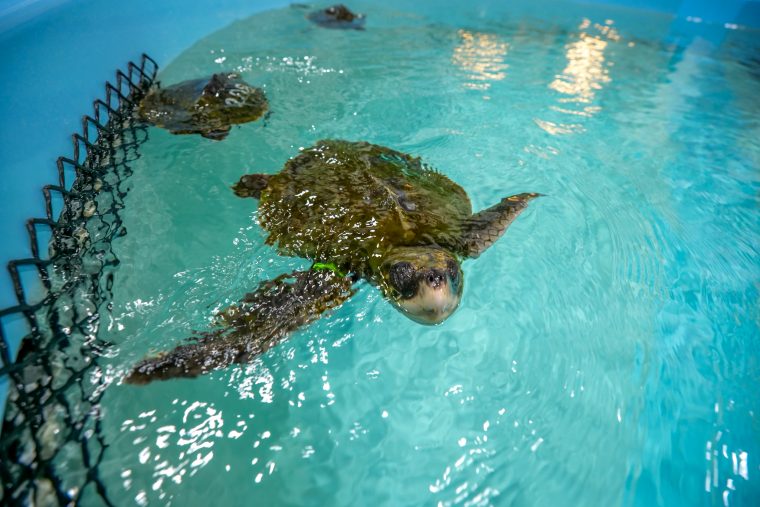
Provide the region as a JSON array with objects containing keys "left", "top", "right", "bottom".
[
  {"left": 307, "top": 4, "right": 366, "bottom": 30},
  {"left": 126, "top": 140, "right": 539, "bottom": 384},
  {"left": 138, "top": 73, "right": 268, "bottom": 140}
]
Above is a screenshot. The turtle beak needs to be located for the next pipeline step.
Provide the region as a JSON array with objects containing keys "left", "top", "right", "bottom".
[{"left": 395, "top": 268, "right": 461, "bottom": 325}]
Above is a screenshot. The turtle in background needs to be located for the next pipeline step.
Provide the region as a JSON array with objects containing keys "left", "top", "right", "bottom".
[
  {"left": 126, "top": 140, "right": 540, "bottom": 384},
  {"left": 138, "top": 73, "right": 268, "bottom": 141},
  {"left": 307, "top": 4, "right": 366, "bottom": 30}
]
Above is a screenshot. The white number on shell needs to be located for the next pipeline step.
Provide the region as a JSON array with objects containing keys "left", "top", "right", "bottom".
[{"left": 225, "top": 84, "right": 252, "bottom": 106}]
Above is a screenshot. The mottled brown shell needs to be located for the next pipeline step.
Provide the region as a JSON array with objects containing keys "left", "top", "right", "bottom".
[
  {"left": 139, "top": 73, "right": 267, "bottom": 140},
  {"left": 258, "top": 140, "right": 471, "bottom": 271}
]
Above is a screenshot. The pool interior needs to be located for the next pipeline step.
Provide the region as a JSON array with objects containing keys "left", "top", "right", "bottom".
[{"left": 1, "top": 0, "right": 760, "bottom": 506}]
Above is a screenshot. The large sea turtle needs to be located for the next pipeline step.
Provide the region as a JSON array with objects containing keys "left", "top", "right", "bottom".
[
  {"left": 126, "top": 140, "right": 539, "bottom": 384},
  {"left": 138, "top": 73, "right": 268, "bottom": 140}
]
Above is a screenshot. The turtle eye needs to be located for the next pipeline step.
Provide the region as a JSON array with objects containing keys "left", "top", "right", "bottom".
[{"left": 389, "top": 262, "right": 417, "bottom": 298}]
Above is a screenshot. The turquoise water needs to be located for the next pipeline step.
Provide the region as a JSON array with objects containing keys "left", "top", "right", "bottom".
[{"left": 74, "top": 1, "right": 760, "bottom": 505}]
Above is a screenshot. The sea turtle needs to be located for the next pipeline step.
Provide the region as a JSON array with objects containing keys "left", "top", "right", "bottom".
[
  {"left": 126, "top": 140, "right": 539, "bottom": 384},
  {"left": 307, "top": 4, "right": 366, "bottom": 30},
  {"left": 138, "top": 73, "right": 268, "bottom": 140}
]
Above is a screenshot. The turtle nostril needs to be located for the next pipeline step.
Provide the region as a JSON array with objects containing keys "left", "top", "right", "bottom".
[{"left": 426, "top": 272, "right": 444, "bottom": 287}]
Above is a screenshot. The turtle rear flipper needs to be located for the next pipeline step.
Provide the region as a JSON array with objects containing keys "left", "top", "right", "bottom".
[
  {"left": 125, "top": 269, "right": 355, "bottom": 384},
  {"left": 458, "top": 193, "right": 541, "bottom": 258},
  {"left": 233, "top": 173, "right": 271, "bottom": 198}
]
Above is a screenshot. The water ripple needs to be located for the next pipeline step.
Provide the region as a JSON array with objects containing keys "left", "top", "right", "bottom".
[{"left": 80, "top": 2, "right": 760, "bottom": 506}]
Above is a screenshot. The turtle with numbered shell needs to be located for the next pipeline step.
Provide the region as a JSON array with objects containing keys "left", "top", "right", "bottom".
[
  {"left": 138, "top": 72, "right": 268, "bottom": 141},
  {"left": 126, "top": 140, "right": 540, "bottom": 384}
]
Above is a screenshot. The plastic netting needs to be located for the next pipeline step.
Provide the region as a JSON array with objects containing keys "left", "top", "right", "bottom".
[{"left": 0, "top": 54, "right": 158, "bottom": 506}]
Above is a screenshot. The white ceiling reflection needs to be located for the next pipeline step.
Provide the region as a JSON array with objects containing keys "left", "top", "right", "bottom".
[
  {"left": 452, "top": 29, "right": 509, "bottom": 91},
  {"left": 536, "top": 19, "right": 621, "bottom": 136}
]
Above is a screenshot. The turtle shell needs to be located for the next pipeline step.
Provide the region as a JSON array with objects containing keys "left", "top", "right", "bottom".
[
  {"left": 258, "top": 140, "right": 472, "bottom": 270},
  {"left": 138, "top": 73, "right": 267, "bottom": 140}
]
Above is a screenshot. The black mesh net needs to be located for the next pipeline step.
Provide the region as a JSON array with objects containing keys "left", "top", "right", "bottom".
[{"left": 0, "top": 54, "right": 158, "bottom": 507}]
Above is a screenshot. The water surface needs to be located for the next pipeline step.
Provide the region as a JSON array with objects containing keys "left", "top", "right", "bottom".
[{"left": 81, "top": 2, "right": 759, "bottom": 505}]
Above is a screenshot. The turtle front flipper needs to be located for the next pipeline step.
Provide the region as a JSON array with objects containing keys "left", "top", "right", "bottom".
[
  {"left": 457, "top": 193, "right": 542, "bottom": 258},
  {"left": 232, "top": 173, "right": 271, "bottom": 198},
  {"left": 125, "top": 269, "right": 355, "bottom": 384}
]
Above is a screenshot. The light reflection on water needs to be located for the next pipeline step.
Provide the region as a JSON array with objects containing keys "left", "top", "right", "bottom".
[
  {"left": 536, "top": 19, "right": 619, "bottom": 135},
  {"left": 451, "top": 29, "right": 509, "bottom": 91},
  {"left": 69, "top": 1, "right": 760, "bottom": 506}
]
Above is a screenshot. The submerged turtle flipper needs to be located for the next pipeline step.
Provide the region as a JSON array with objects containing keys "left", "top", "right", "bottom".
[
  {"left": 200, "top": 126, "right": 231, "bottom": 141},
  {"left": 124, "top": 336, "right": 238, "bottom": 385},
  {"left": 232, "top": 173, "right": 271, "bottom": 198},
  {"left": 457, "top": 193, "right": 542, "bottom": 258},
  {"left": 125, "top": 269, "right": 355, "bottom": 384}
]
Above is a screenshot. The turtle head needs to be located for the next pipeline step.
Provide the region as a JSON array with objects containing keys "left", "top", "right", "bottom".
[{"left": 379, "top": 247, "right": 463, "bottom": 325}]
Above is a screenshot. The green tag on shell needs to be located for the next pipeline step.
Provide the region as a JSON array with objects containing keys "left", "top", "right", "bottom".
[{"left": 312, "top": 262, "right": 347, "bottom": 277}]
